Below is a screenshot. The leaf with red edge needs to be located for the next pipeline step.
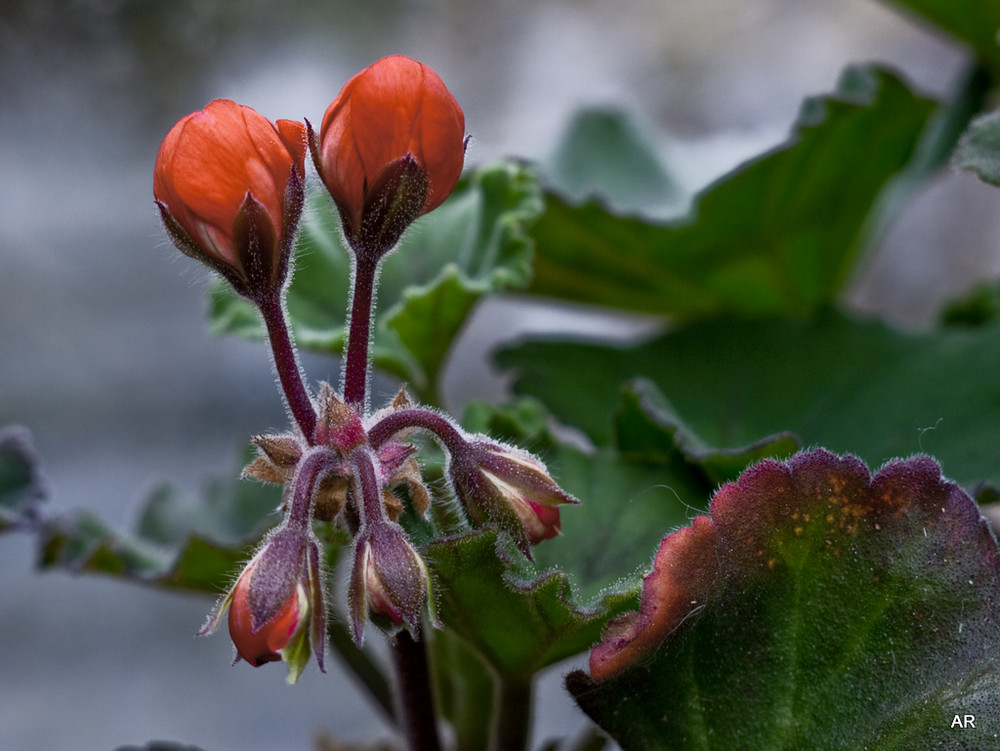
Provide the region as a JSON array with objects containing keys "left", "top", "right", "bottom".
[{"left": 568, "top": 449, "right": 1000, "bottom": 750}]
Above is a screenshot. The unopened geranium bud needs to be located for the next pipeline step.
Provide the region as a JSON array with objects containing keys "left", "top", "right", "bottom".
[
  {"left": 199, "top": 525, "right": 326, "bottom": 683},
  {"left": 154, "top": 99, "right": 307, "bottom": 302},
  {"left": 347, "top": 521, "right": 435, "bottom": 645},
  {"left": 310, "top": 55, "right": 466, "bottom": 261},
  {"left": 448, "top": 439, "right": 579, "bottom": 557}
]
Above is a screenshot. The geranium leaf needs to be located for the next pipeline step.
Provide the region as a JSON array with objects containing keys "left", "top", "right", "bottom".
[
  {"left": 424, "top": 528, "right": 637, "bottom": 680},
  {"left": 568, "top": 449, "right": 1000, "bottom": 749},
  {"left": 526, "top": 66, "right": 934, "bottom": 317},
  {"left": 498, "top": 311, "right": 1000, "bottom": 489}
]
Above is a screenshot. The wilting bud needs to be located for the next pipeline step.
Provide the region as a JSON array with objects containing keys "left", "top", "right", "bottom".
[
  {"left": 154, "top": 99, "right": 307, "bottom": 302},
  {"left": 199, "top": 525, "right": 326, "bottom": 683},
  {"left": 448, "top": 439, "right": 579, "bottom": 557},
  {"left": 347, "top": 521, "right": 435, "bottom": 645},
  {"left": 310, "top": 55, "right": 466, "bottom": 260}
]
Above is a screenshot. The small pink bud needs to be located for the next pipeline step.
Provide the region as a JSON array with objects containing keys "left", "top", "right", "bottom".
[
  {"left": 448, "top": 439, "right": 578, "bottom": 556},
  {"left": 348, "top": 521, "right": 434, "bottom": 645}
]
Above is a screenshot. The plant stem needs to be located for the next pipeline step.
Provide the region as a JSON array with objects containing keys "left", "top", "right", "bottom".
[
  {"left": 391, "top": 629, "right": 443, "bottom": 751},
  {"left": 259, "top": 292, "right": 317, "bottom": 441},
  {"left": 285, "top": 447, "right": 339, "bottom": 529},
  {"left": 491, "top": 676, "right": 532, "bottom": 751},
  {"left": 343, "top": 254, "right": 380, "bottom": 409},
  {"left": 368, "top": 407, "right": 467, "bottom": 455}
]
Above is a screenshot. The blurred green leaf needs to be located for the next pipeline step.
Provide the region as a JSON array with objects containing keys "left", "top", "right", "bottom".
[
  {"left": 210, "top": 162, "right": 543, "bottom": 403},
  {"left": 883, "top": 0, "right": 1000, "bottom": 73},
  {"left": 546, "top": 107, "right": 682, "bottom": 213},
  {"left": 527, "top": 66, "right": 934, "bottom": 317},
  {"left": 498, "top": 310, "right": 1000, "bottom": 488},
  {"left": 0, "top": 425, "right": 44, "bottom": 533},
  {"left": 37, "top": 448, "right": 281, "bottom": 593},
  {"left": 954, "top": 110, "right": 1000, "bottom": 187},
  {"left": 568, "top": 450, "right": 1000, "bottom": 749}
]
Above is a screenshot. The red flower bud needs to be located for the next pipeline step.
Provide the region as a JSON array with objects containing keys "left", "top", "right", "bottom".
[
  {"left": 154, "top": 99, "right": 307, "bottom": 301},
  {"left": 311, "top": 55, "right": 466, "bottom": 260}
]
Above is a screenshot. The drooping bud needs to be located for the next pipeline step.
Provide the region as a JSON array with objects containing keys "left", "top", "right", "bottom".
[
  {"left": 153, "top": 99, "right": 307, "bottom": 302},
  {"left": 310, "top": 55, "right": 466, "bottom": 261},
  {"left": 347, "top": 520, "right": 435, "bottom": 645},
  {"left": 448, "top": 439, "right": 579, "bottom": 557},
  {"left": 199, "top": 525, "right": 326, "bottom": 683}
]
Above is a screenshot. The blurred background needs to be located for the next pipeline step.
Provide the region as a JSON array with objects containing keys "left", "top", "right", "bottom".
[{"left": 0, "top": 1, "right": 997, "bottom": 749}]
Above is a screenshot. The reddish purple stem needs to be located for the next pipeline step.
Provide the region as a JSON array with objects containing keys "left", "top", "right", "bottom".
[
  {"left": 343, "top": 255, "right": 379, "bottom": 409},
  {"left": 259, "top": 292, "right": 317, "bottom": 442}
]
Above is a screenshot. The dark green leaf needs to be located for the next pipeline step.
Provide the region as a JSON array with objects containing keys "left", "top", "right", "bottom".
[
  {"left": 569, "top": 450, "right": 1000, "bottom": 749},
  {"left": 0, "top": 425, "right": 44, "bottom": 533},
  {"left": 882, "top": 0, "right": 1000, "bottom": 73},
  {"left": 615, "top": 378, "right": 799, "bottom": 485},
  {"left": 527, "top": 66, "right": 934, "bottom": 317},
  {"left": 499, "top": 310, "right": 1000, "bottom": 488},
  {"left": 954, "top": 110, "right": 1000, "bottom": 187},
  {"left": 210, "top": 162, "right": 543, "bottom": 403}
]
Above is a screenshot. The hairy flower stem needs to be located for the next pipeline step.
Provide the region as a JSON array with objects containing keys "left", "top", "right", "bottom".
[
  {"left": 259, "top": 292, "right": 317, "bottom": 441},
  {"left": 343, "top": 254, "right": 380, "bottom": 409},
  {"left": 368, "top": 408, "right": 467, "bottom": 455},
  {"left": 285, "top": 447, "right": 340, "bottom": 529},
  {"left": 391, "top": 629, "right": 443, "bottom": 751}
]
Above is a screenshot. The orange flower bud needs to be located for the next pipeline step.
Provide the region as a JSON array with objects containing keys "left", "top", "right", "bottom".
[
  {"left": 311, "top": 55, "right": 466, "bottom": 259},
  {"left": 228, "top": 555, "right": 306, "bottom": 667},
  {"left": 198, "top": 526, "right": 327, "bottom": 683},
  {"left": 154, "top": 99, "right": 307, "bottom": 300}
]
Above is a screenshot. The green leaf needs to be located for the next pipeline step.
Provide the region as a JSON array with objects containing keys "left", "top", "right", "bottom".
[
  {"left": 210, "top": 162, "right": 543, "bottom": 403},
  {"left": 37, "top": 448, "right": 281, "bottom": 593},
  {"left": 546, "top": 107, "right": 682, "bottom": 213},
  {"left": 498, "top": 310, "right": 1000, "bottom": 489},
  {"left": 615, "top": 378, "right": 799, "bottom": 486},
  {"left": 954, "top": 110, "right": 1000, "bottom": 187},
  {"left": 425, "top": 528, "right": 637, "bottom": 680},
  {"left": 0, "top": 425, "right": 44, "bottom": 533},
  {"left": 527, "top": 66, "right": 934, "bottom": 318},
  {"left": 568, "top": 449, "right": 1000, "bottom": 749},
  {"left": 883, "top": 0, "right": 1000, "bottom": 73}
]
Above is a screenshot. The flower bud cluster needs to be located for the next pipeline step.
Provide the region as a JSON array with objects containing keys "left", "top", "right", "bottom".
[{"left": 156, "top": 56, "right": 577, "bottom": 684}]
